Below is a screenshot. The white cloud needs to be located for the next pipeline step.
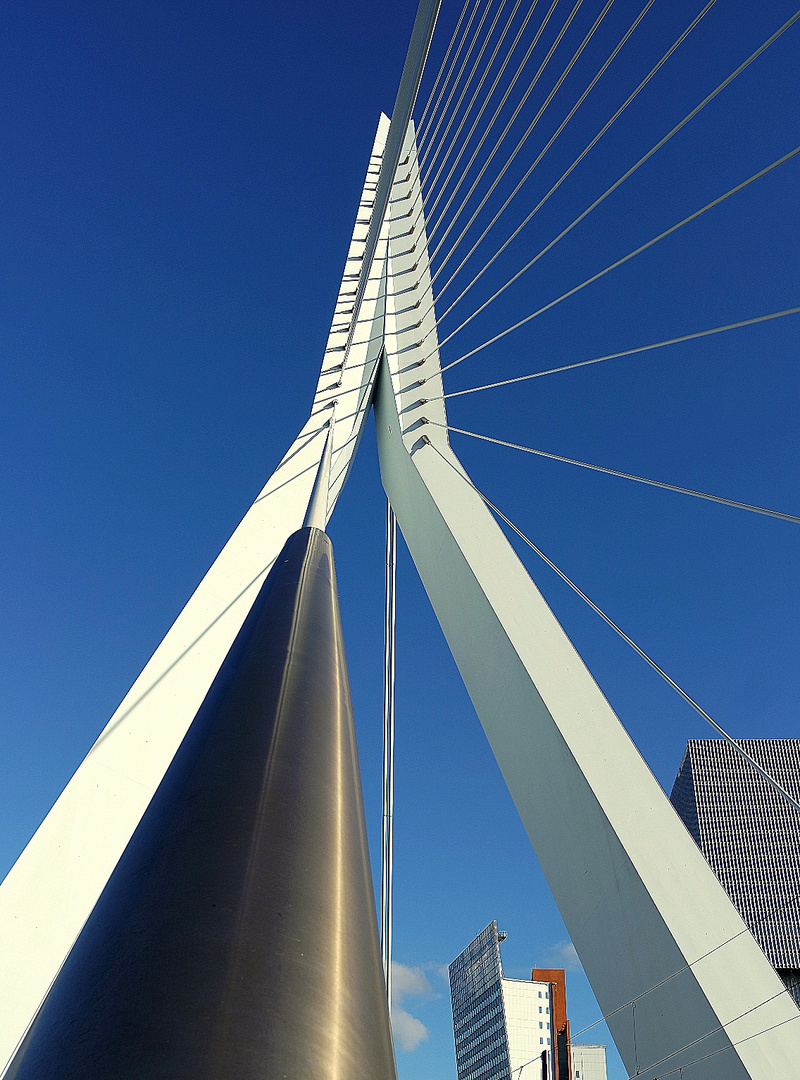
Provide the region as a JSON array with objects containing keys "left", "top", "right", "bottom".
[
  {"left": 391, "top": 961, "right": 434, "bottom": 1001},
  {"left": 392, "top": 1006, "right": 430, "bottom": 1052},
  {"left": 537, "top": 940, "right": 581, "bottom": 972},
  {"left": 390, "top": 961, "right": 435, "bottom": 1053}
]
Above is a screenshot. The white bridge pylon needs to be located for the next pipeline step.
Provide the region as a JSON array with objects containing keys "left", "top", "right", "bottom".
[
  {"left": 0, "top": 111, "right": 798, "bottom": 1080},
  {"left": 0, "top": 115, "right": 393, "bottom": 1075},
  {"left": 377, "top": 132, "right": 800, "bottom": 1080}
]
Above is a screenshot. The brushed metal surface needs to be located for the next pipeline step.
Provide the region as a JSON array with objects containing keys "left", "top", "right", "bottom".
[{"left": 8, "top": 527, "right": 396, "bottom": 1080}]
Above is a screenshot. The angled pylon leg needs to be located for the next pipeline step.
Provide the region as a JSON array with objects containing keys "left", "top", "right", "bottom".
[
  {"left": 6, "top": 528, "right": 396, "bottom": 1080},
  {"left": 0, "top": 6, "right": 437, "bottom": 1066},
  {"left": 376, "top": 124, "right": 800, "bottom": 1080},
  {"left": 0, "top": 116, "right": 392, "bottom": 1070}
]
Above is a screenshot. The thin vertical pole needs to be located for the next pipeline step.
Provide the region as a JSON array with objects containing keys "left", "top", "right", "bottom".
[{"left": 381, "top": 499, "right": 397, "bottom": 1010}]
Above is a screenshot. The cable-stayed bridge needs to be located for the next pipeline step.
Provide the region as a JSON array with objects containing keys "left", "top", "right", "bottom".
[{"left": 1, "top": 2, "right": 799, "bottom": 1078}]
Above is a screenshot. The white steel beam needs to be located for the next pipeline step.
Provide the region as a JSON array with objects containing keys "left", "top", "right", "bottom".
[
  {"left": 0, "top": 6, "right": 444, "bottom": 1063},
  {"left": 375, "top": 126, "right": 800, "bottom": 1080},
  {"left": 0, "top": 116, "right": 393, "bottom": 1076}
]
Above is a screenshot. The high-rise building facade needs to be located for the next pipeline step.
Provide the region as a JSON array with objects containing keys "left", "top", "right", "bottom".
[
  {"left": 449, "top": 922, "right": 513, "bottom": 1080},
  {"left": 569, "top": 1044, "right": 607, "bottom": 1080},
  {"left": 670, "top": 739, "right": 800, "bottom": 1002},
  {"left": 448, "top": 922, "right": 606, "bottom": 1080}
]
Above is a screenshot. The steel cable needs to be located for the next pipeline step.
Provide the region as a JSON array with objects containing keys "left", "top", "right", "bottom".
[
  {"left": 422, "top": 0, "right": 556, "bottom": 226},
  {"left": 513, "top": 982, "right": 800, "bottom": 1080},
  {"left": 421, "top": 5, "right": 800, "bottom": 372},
  {"left": 428, "top": 419, "right": 800, "bottom": 524},
  {"left": 425, "top": 440, "right": 800, "bottom": 815},
  {"left": 569, "top": 888, "right": 800, "bottom": 1044},
  {"left": 426, "top": 0, "right": 616, "bottom": 301},
  {"left": 419, "top": 0, "right": 512, "bottom": 184},
  {"left": 420, "top": 0, "right": 524, "bottom": 193},
  {"left": 416, "top": 0, "right": 475, "bottom": 135},
  {"left": 427, "top": 0, "right": 723, "bottom": 326},
  {"left": 419, "top": 0, "right": 498, "bottom": 164},
  {"left": 624, "top": 983, "right": 800, "bottom": 1079},
  {"left": 625, "top": 1008, "right": 800, "bottom": 1080},
  {"left": 401, "top": 0, "right": 655, "bottom": 335},
  {"left": 433, "top": 144, "right": 800, "bottom": 374},
  {"left": 426, "top": 0, "right": 658, "bottom": 301},
  {"left": 426, "top": 0, "right": 596, "bottom": 259},
  {"left": 501, "top": 882, "right": 800, "bottom": 1074},
  {"left": 428, "top": 306, "right": 800, "bottom": 397},
  {"left": 418, "top": 0, "right": 485, "bottom": 150},
  {"left": 399, "top": 0, "right": 534, "bottom": 256}
]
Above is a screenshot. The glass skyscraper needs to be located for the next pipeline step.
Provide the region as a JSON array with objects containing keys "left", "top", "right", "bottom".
[
  {"left": 449, "top": 922, "right": 516, "bottom": 1080},
  {"left": 670, "top": 739, "right": 800, "bottom": 1003},
  {"left": 448, "top": 922, "right": 606, "bottom": 1080}
]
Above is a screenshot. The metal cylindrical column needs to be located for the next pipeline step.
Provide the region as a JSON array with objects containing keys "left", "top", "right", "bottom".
[{"left": 8, "top": 527, "right": 396, "bottom": 1080}]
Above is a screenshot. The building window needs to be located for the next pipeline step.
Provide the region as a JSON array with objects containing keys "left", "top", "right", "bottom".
[{"left": 540, "top": 1038, "right": 544, "bottom": 1045}]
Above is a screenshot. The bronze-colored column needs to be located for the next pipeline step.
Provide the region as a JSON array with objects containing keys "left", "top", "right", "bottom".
[{"left": 9, "top": 527, "right": 396, "bottom": 1080}]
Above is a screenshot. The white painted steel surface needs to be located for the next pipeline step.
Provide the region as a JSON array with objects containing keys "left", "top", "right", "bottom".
[
  {"left": 341, "top": 0, "right": 441, "bottom": 386},
  {"left": 304, "top": 424, "right": 335, "bottom": 531},
  {"left": 1, "top": 22, "right": 796, "bottom": 1075},
  {"left": 0, "top": 117, "right": 393, "bottom": 1075},
  {"left": 0, "top": 3, "right": 444, "bottom": 1058},
  {"left": 374, "top": 129, "right": 800, "bottom": 1079}
]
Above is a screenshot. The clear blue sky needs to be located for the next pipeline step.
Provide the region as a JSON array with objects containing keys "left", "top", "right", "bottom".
[{"left": 1, "top": 3, "right": 798, "bottom": 1078}]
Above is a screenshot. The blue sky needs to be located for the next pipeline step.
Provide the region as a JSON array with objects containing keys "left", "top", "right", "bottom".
[{"left": 1, "top": 3, "right": 798, "bottom": 1078}]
